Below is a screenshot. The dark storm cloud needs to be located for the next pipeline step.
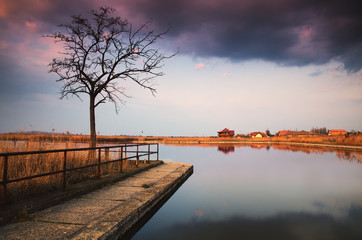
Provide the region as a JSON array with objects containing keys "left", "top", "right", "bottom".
[
  {"left": 0, "top": 0, "right": 98, "bottom": 98},
  {"left": 1, "top": 0, "right": 361, "bottom": 73},
  {"left": 0, "top": 0, "right": 97, "bottom": 33},
  {"left": 120, "top": 0, "right": 362, "bottom": 72}
]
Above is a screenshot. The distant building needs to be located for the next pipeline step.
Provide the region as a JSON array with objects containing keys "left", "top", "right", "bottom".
[
  {"left": 249, "top": 132, "right": 268, "bottom": 138},
  {"left": 218, "top": 128, "right": 235, "bottom": 137},
  {"left": 277, "top": 130, "right": 291, "bottom": 136},
  {"left": 277, "top": 130, "right": 310, "bottom": 137},
  {"left": 288, "top": 131, "right": 310, "bottom": 136},
  {"left": 328, "top": 129, "right": 347, "bottom": 136}
]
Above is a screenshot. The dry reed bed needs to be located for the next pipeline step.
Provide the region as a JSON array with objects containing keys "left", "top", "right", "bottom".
[
  {"left": 0, "top": 137, "right": 146, "bottom": 203},
  {"left": 268, "top": 134, "right": 362, "bottom": 146},
  {"left": 156, "top": 135, "right": 362, "bottom": 146}
]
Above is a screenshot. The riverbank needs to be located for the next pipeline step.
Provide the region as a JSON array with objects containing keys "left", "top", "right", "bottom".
[
  {"left": 137, "top": 135, "right": 362, "bottom": 147},
  {"left": 1, "top": 133, "right": 362, "bottom": 149}
]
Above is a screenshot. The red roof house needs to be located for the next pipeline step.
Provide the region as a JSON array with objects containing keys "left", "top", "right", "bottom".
[
  {"left": 249, "top": 132, "right": 268, "bottom": 138},
  {"left": 218, "top": 128, "right": 235, "bottom": 137},
  {"left": 277, "top": 130, "right": 291, "bottom": 136},
  {"left": 277, "top": 130, "right": 310, "bottom": 136},
  {"left": 328, "top": 129, "right": 347, "bottom": 136}
]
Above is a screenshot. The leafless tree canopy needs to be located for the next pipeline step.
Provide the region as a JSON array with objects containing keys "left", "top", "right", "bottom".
[
  {"left": 46, "top": 6, "right": 175, "bottom": 112},
  {"left": 46, "top": 6, "right": 175, "bottom": 146}
]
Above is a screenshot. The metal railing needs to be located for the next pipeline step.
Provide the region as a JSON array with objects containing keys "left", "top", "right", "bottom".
[{"left": 0, "top": 143, "right": 159, "bottom": 204}]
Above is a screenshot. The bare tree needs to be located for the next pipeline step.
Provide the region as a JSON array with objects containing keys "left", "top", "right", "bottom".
[{"left": 46, "top": 7, "right": 175, "bottom": 147}]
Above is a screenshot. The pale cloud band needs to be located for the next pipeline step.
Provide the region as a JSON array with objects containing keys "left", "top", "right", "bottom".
[{"left": 195, "top": 63, "right": 205, "bottom": 70}]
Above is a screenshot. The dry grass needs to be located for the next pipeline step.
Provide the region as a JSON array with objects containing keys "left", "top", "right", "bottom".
[
  {"left": 0, "top": 134, "right": 148, "bottom": 203},
  {"left": 0, "top": 132, "right": 90, "bottom": 146},
  {"left": 2, "top": 132, "right": 362, "bottom": 146},
  {"left": 269, "top": 134, "right": 362, "bottom": 146}
]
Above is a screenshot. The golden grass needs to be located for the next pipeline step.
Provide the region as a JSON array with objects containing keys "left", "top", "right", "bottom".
[
  {"left": 0, "top": 133, "right": 141, "bottom": 146},
  {"left": 269, "top": 134, "right": 362, "bottom": 146},
  {"left": 2, "top": 132, "right": 362, "bottom": 147},
  {"left": 0, "top": 134, "right": 148, "bottom": 203},
  {"left": 149, "top": 134, "right": 362, "bottom": 146}
]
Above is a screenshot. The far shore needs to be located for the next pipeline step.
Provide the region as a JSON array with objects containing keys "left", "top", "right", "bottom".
[{"left": 1, "top": 133, "right": 362, "bottom": 150}]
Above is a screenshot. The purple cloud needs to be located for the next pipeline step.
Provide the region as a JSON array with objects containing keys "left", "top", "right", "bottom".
[
  {"left": 1, "top": 0, "right": 361, "bottom": 78},
  {"left": 119, "top": 0, "right": 362, "bottom": 72}
]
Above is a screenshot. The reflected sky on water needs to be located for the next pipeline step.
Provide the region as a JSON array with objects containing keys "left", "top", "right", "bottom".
[{"left": 132, "top": 144, "right": 362, "bottom": 239}]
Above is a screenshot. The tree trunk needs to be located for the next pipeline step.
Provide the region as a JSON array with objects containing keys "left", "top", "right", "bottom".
[{"left": 90, "top": 95, "right": 97, "bottom": 148}]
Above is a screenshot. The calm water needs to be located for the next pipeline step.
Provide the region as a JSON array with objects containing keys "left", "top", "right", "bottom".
[{"left": 133, "top": 144, "right": 362, "bottom": 240}]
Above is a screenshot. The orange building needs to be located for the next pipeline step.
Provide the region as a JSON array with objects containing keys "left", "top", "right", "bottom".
[
  {"left": 277, "top": 130, "right": 310, "bottom": 136},
  {"left": 277, "top": 130, "right": 291, "bottom": 136},
  {"left": 218, "top": 128, "right": 235, "bottom": 137},
  {"left": 328, "top": 129, "right": 347, "bottom": 136},
  {"left": 249, "top": 132, "right": 268, "bottom": 138}
]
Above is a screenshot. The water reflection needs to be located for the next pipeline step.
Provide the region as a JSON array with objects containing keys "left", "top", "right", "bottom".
[
  {"left": 138, "top": 205, "right": 362, "bottom": 240},
  {"left": 217, "top": 145, "right": 235, "bottom": 154},
  {"left": 214, "top": 143, "right": 362, "bottom": 163},
  {"left": 132, "top": 144, "right": 362, "bottom": 239}
]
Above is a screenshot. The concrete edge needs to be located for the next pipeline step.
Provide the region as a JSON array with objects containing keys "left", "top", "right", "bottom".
[
  {"left": 0, "top": 161, "right": 164, "bottom": 226},
  {"left": 99, "top": 163, "right": 194, "bottom": 240}
]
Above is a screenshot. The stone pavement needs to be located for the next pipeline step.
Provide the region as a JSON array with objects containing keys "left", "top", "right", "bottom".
[{"left": 0, "top": 162, "right": 193, "bottom": 240}]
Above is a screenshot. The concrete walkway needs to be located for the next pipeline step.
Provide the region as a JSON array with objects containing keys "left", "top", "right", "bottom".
[{"left": 0, "top": 162, "right": 193, "bottom": 240}]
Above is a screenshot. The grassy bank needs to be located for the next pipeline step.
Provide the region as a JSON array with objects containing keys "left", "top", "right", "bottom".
[
  {"left": 1, "top": 132, "right": 362, "bottom": 147},
  {"left": 0, "top": 134, "right": 149, "bottom": 203},
  {"left": 132, "top": 134, "right": 362, "bottom": 146}
]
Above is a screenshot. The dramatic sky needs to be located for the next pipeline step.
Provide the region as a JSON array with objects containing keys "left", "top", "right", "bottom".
[{"left": 0, "top": 0, "right": 361, "bottom": 136}]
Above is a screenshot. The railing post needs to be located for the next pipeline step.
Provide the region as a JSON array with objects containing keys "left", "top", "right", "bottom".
[
  {"left": 2, "top": 156, "right": 8, "bottom": 204},
  {"left": 105, "top": 148, "right": 109, "bottom": 162},
  {"left": 136, "top": 145, "right": 139, "bottom": 167},
  {"left": 63, "top": 151, "right": 67, "bottom": 190},
  {"left": 120, "top": 147, "right": 123, "bottom": 173},
  {"left": 124, "top": 144, "right": 127, "bottom": 159},
  {"left": 157, "top": 143, "right": 159, "bottom": 161},
  {"left": 98, "top": 148, "right": 101, "bottom": 179},
  {"left": 148, "top": 144, "right": 150, "bottom": 163}
]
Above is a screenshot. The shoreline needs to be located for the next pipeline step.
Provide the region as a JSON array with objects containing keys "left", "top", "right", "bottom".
[{"left": 1, "top": 133, "right": 362, "bottom": 150}]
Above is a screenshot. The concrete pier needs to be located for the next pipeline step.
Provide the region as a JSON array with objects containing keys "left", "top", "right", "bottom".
[{"left": 0, "top": 162, "right": 193, "bottom": 240}]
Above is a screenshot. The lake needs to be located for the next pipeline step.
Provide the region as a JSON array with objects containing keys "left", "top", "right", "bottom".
[{"left": 132, "top": 144, "right": 362, "bottom": 240}]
